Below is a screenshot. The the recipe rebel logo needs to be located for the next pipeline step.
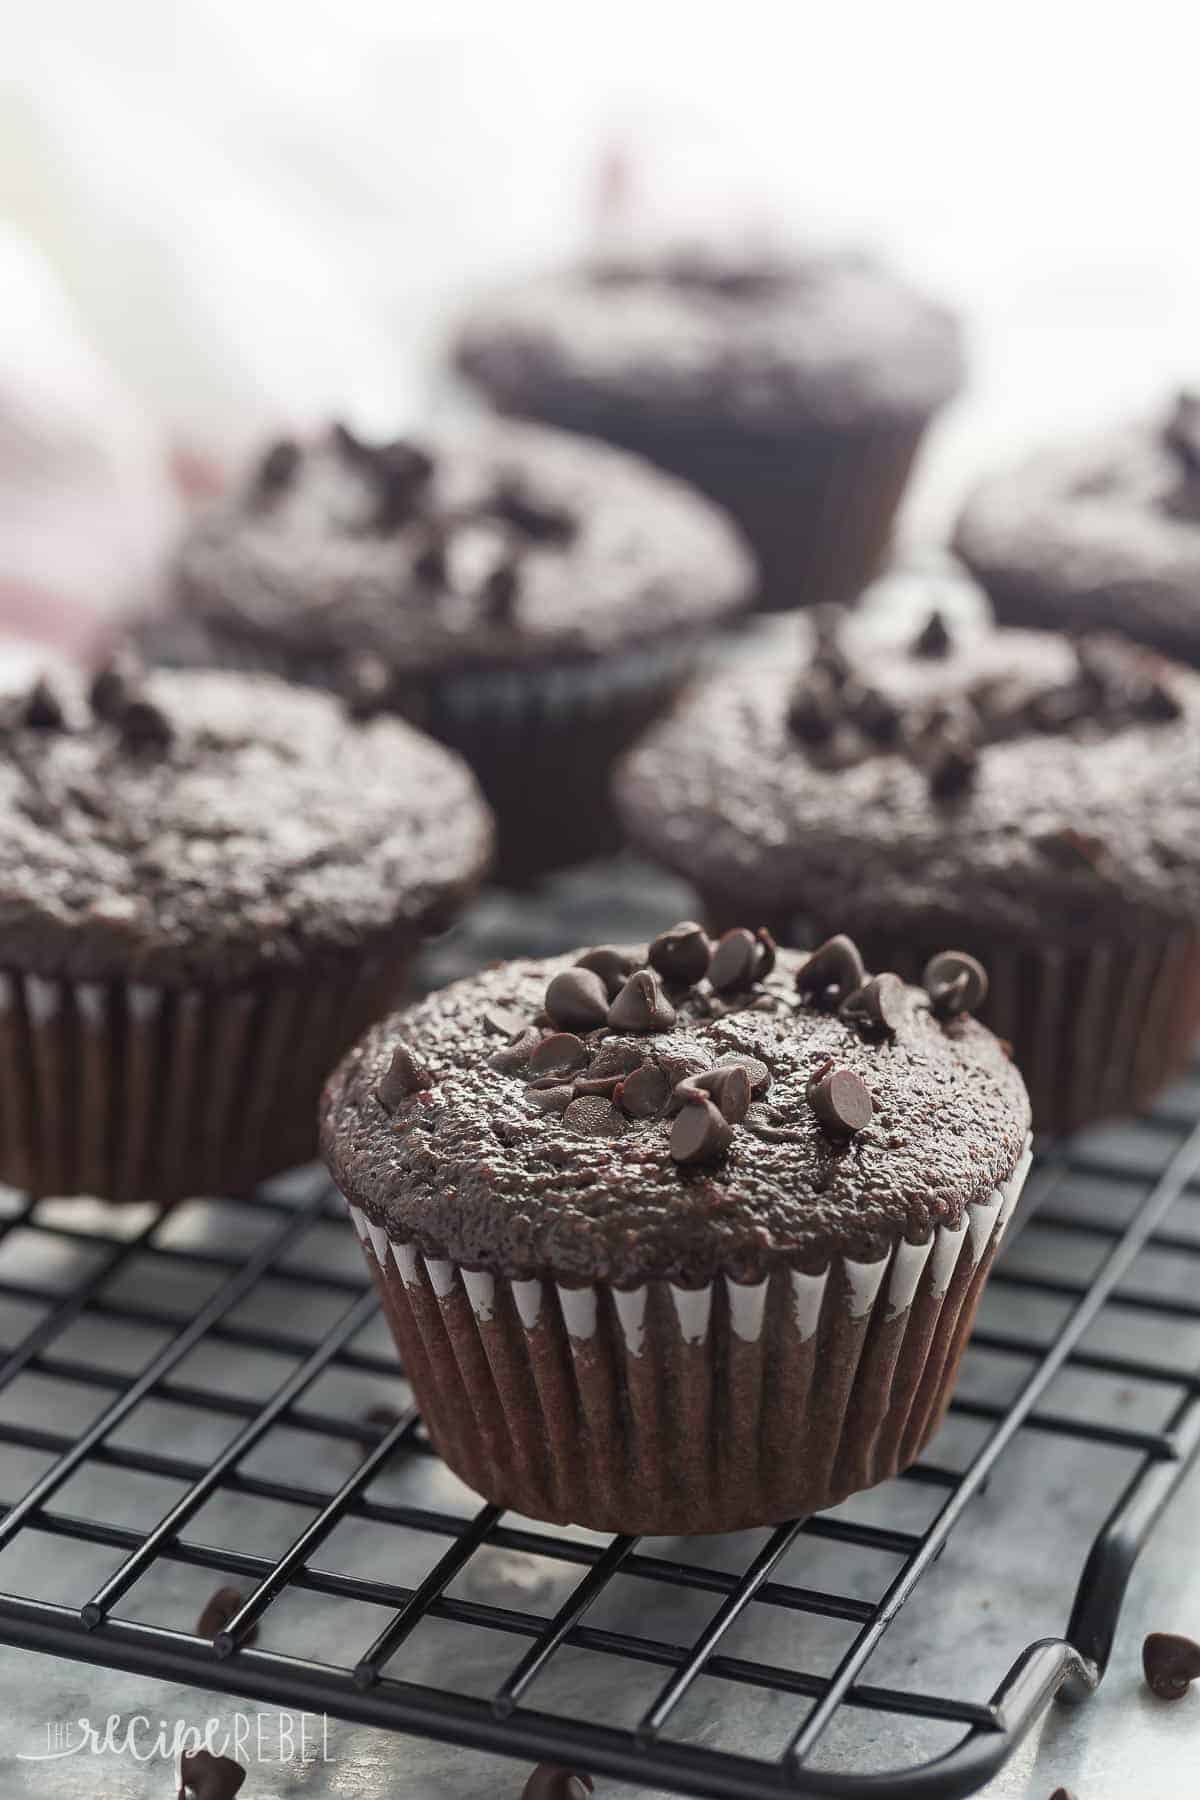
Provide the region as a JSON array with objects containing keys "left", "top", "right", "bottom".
[{"left": 17, "top": 1708, "right": 334, "bottom": 1767}]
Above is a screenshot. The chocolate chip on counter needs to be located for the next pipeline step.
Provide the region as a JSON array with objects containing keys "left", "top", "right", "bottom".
[
  {"left": 923, "top": 951, "right": 989, "bottom": 1020},
  {"left": 648, "top": 920, "right": 712, "bottom": 986},
  {"left": 572, "top": 1073, "right": 624, "bottom": 1098},
  {"left": 252, "top": 436, "right": 301, "bottom": 500},
  {"left": 491, "top": 480, "right": 576, "bottom": 545},
  {"left": 89, "top": 649, "right": 142, "bottom": 721},
  {"left": 178, "top": 1747, "right": 247, "bottom": 1800},
  {"left": 670, "top": 1094, "right": 734, "bottom": 1165},
  {"left": 22, "top": 674, "right": 65, "bottom": 730},
  {"left": 728, "top": 1054, "right": 772, "bottom": 1096},
  {"left": 520, "top": 1766, "right": 594, "bottom": 1800},
  {"left": 1142, "top": 1630, "right": 1200, "bottom": 1700},
  {"left": 563, "top": 1095, "right": 624, "bottom": 1137},
  {"left": 927, "top": 735, "right": 977, "bottom": 799},
  {"left": 371, "top": 440, "right": 436, "bottom": 530},
  {"left": 607, "top": 969, "right": 677, "bottom": 1032},
  {"left": 529, "top": 1083, "right": 575, "bottom": 1113},
  {"left": 489, "top": 1026, "right": 542, "bottom": 1072},
  {"left": 483, "top": 1006, "right": 527, "bottom": 1041},
  {"left": 481, "top": 557, "right": 522, "bottom": 624},
  {"left": 120, "top": 696, "right": 174, "bottom": 752},
  {"left": 195, "top": 1585, "right": 256, "bottom": 1644},
  {"left": 1138, "top": 677, "right": 1183, "bottom": 722},
  {"left": 544, "top": 968, "right": 610, "bottom": 1031},
  {"left": 376, "top": 1041, "right": 431, "bottom": 1110},
  {"left": 911, "top": 609, "right": 952, "bottom": 658},
  {"left": 575, "top": 944, "right": 641, "bottom": 997},
  {"left": 1048, "top": 1789, "right": 1077, "bottom": 1800},
  {"left": 529, "top": 1033, "right": 591, "bottom": 1077},
  {"left": 695, "top": 1062, "right": 753, "bottom": 1124},
  {"left": 850, "top": 683, "right": 903, "bottom": 745},
  {"left": 1164, "top": 390, "right": 1200, "bottom": 477},
  {"left": 709, "top": 925, "right": 776, "bottom": 993},
  {"left": 840, "top": 972, "right": 906, "bottom": 1036},
  {"left": 807, "top": 1064, "right": 873, "bottom": 1138},
  {"left": 343, "top": 651, "right": 393, "bottom": 719},
  {"left": 584, "top": 1039, "right": 645, "bottom": 1078},
  {"left": 615, "top": 1061, "right": 671, "bottom": 1118},
  {"left": 795, "top": 934, "right": 865, "bottom": 1009}
]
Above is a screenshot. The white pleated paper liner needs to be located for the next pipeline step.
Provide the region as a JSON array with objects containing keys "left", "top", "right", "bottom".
[
  {"left": 694, "top": 902, "right": 1200, "bottom": 1138},
  {"left": 0, "top": 954, "right": 409, "bottom": 1205},
  {"left": 344, "top": 1136, "right": 1032, "bottom": 1535}
]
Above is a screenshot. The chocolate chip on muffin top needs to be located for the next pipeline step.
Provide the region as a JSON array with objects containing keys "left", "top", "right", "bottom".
[
  {"left": 320, "top": 927, "right": 1029, "bottom": 1286},
  {"left": 0, "top": 661, "right": 492, "bottom": 983},
  {"left": 142, "top": 417, "right": 751, "bottom": 693},
  {"left": 614, "top": 599, "right": 1200, "bottom": 943}
]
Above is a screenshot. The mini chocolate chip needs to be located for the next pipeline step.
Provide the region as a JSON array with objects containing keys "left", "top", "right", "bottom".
[
  {"left": 927, "top": 735, "right": 977, "bottom": 799},
  {"left": 840, "top": 972, "right": 906, "bottom": 1036},
  {"left": 120, "top": 696, "right": 174, "bottom": 752},
  {"left": 179, "top": 1748, "right": 247, "bottom": 1800},
  {"left": 850, "top": 683, "right": 903, "bottom": 744},
  {"left": 377, "top": 1042, "right": 430, "bottom": 1110},
  {"left": 923, "top": 950, "right": 989, "bottom": 1019},
  {"left": 616, "top": 1061, "right": 671, "bottom": 1118},
  {"left": 544, "top": 968, "right": 610, "bottom": 1031},
  {"left": 1142, "top": 1630, "right": 1200, "bottom": 1700},
  {"left": 520, "top": 1767, "right": 594, "bottom": 1800},
  {"left": 607, "top": 969, "right": 676, "bottom": 1033},
  {"left": 529, "top": 1032, "right": 590, "bottom": 1077},
  {"left": 529, "top": 1083, "right": 575, "bottom": 1113},
  {"left": 796, "top": 934, "right": 865, "bottom": 1009},
  {"left": 343, "top": 651, "right": 393, "bottom": 719},
  {"left": 670, "top": 1094, "right": 734, "bottom": 1165},
  {"left": 696, "top": 1062, "right": 752, "bottom": 1124},
  {"left": 372, "top": 440, "right": 436, "bottom": 528},
  {"left": 22, "top": 675, "right": 65, "bottom": 730},
  {"left": 492, "top": 481, "right": 576, "bottom": 544},
  {"left": 1048, "top": 1789, "right": 1077, "bottom": 1800},
  {"left": 648, "top": 920, "right": 712, "bottom": 986},
  {"left": 195, "top": 1585, "right": 257, "bottom": 1644},
  {"left": 807, "top": 1065, "right": 873, "bottom": 1137},
  {"left": 1164, "top": 390, "right": 1200, "bottom": 477},
  {"left": 708, "top": 928, "right": 760, "bottom": 993},
  {"left": 912, "top": 609, "right": 952, "bottom": 658},
  {"left": 585, "top": 1039, "right": 645, "bottom": 1077},
  {"left": 89, "top": 650, "right": 142, "bottom": 720},
  {"left": 483, "top": 1006, "right": 527, "bottom": 1040},
  {"left": 252, "top": 437, "right": 301, "bottom": 500},
  {"left": 728, "top": 1054, "right": 771, "bottom": 1096},
  {"left": 563, "top": 1095, "right": 624, "bottom": 1137},
  {"left": 574, "top": 945, "right": 640, "bottom": 997}
]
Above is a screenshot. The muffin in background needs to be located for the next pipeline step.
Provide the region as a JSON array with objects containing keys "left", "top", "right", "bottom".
[
  {"left": 453, "top": 242, "right": 963, "bottom": 612},
  {"left": 322, "top": 929, "right": 1030, "bottom": 1535},
  {"left": 954, "top": 391, "right": 1200, "bottom": 665},
  {"left": 0, "top": 661, "right": 492, "bottom": 1204},
  {"left": 132, "top": 417, "right": 752, "bottom": 883},
  {"left": 614, "top": 585, "right": 1200, "bottom": 1134}
]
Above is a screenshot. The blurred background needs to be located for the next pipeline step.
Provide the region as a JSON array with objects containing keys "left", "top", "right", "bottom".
[{"left": 0, "top": 0, "right": 1195, "bottom": 653}]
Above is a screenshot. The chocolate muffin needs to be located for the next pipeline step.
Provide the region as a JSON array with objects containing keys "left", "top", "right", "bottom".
[
  {"left": 132, "top": 417, "right": 751, "bottom": 882},
  {"left": 322, "top": 928, "right": 1031, "bottom": 1534},
  {"left": 614, "top": 596, "right": 1200, "bottom": 1134},
  {"left": 0, "top": 661, "right": 492, "bottom": 1203},
  {"left": 954, "top": 392, "right": 1200, "bottom": 665},
  {"left": 452, "top": 242, "right": 963, "bottom": 612}
]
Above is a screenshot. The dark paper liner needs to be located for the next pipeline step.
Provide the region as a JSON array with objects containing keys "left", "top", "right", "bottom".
[
  {"left": 0, "top": 955, "right": 410, "bottom": 1206},
  {"left": 343, "top": 1144, "right": 1030, "bottom": 1535},
  {"left": 696, "top": 896, "right": 1200, "bottom": 1137},
  {"left": 487, "top": 395, "right": 927, "bottom": 613}
]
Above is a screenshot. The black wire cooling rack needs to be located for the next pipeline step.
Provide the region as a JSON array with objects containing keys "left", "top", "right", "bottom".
[{"left": 1, "top": 1058, "right": 1200, "bottom": 1799}]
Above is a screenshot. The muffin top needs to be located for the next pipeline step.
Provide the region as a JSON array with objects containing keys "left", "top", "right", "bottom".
[
  {"left": 954, "top": 393, "right": 1200, "bottom": 663},
  {"left": 0, "top": 661, "right": 493, "bottom": 984},
  {"left": 137, "top": 418, "right": 751, "bottom": 693},
  {"left": 614, "top": 596, "right": 1200, "bottom": 944},
  {"left": 321, "top": 928, "right": 1029, "bottom": 1285},
  {"left": 454, "top": 243, "right": 963, "bottom": 432}
]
